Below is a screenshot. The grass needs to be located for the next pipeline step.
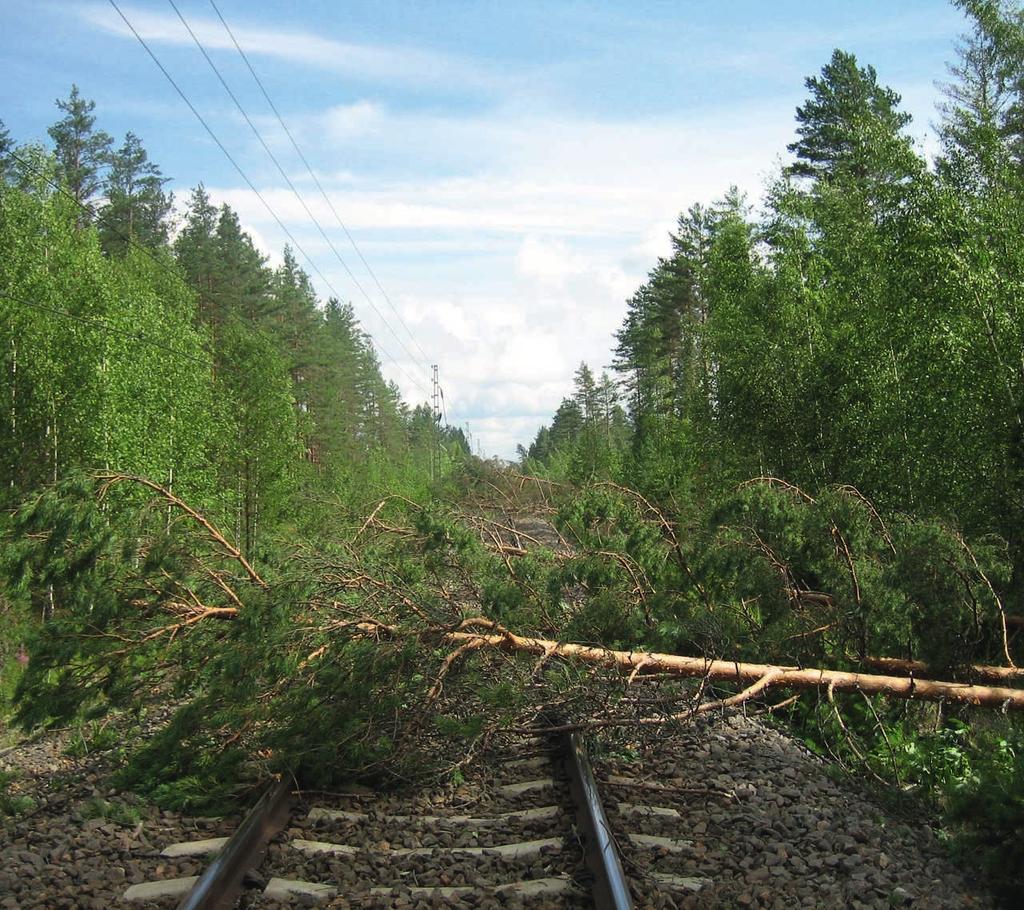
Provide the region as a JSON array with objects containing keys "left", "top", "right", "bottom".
[
  {"left": 0, "top": 770, "right": 36, "bottom": 817},
  {"left": 64, "top": 720, "right": 124, "bottom": 759},
  {"left": 80, "top": 796, "right": 143, "bottom": 826}
]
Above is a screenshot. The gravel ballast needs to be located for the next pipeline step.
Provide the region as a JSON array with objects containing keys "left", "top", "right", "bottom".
[
  {"left": 596, "top": 710, "right": 994, "bottom": 909},
  {"left": 0, "top": 701, "right": 1001, "bottom": 909},
  {"left": 0, "top": 712, "right": 239, "bottom": 910}
]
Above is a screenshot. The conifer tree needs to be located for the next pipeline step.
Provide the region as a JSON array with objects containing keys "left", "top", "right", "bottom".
[
  {"left": 215, "top": 207, "right": 270, "bottom": 325},
  {"left": 786, "top": 50, "right": 916, "bottom": 188},
  {"left": 573, "top": 362, "right": 597, "bottom": 427},
  {"left": 174, "top": 186, "right": 221, "bottom": 325},
  {"left": 174, "top": 190, "right": 272, "bottom": 351},
  {"left": 306, "top": 299, "right": 372, "bottom": 470},
  {"left": 0, "top": 118, "right": 13, "bottom": 183},
  {"left": 549, "top": 398, "right": 583, "bottom": 450},
  {"left": 47, "top": 85, "right": 112, "bottom": 220},
  {"left": 941, "top": 16, "right": 1011, "bottom": 144},
  {"left": 269, "top": 247, "right": 320, "bottom": 399},
  {"left": 99, "top": 132, "right": 172, "bottom": 254}
]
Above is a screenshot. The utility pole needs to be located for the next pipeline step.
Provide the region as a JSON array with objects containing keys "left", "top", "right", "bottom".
[{"left": 431, "top": 364, "right": 440, "bottom": 482}]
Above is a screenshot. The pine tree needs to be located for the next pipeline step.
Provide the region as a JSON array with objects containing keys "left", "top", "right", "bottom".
[
  {"left": 99, "top": 132, "right": 172, "bottom": 254},
  {"left": 595, "top": 372, "right": 620, "bottom": 444},
  {"left": 786, "top": 50, "right": 916, "bottom": 188},
  {"left": 0, "top": 118, "right": 13, "bottom": 183},
  {"left": 214, "top": 206, "right": 271, "bottom": 325},
  {"left": 47, "top": 85, "right": 112, "bottom": 220},
  {"left": 613, "top": 199, "right": 722, "bottom": 431},
  {"left": 573, "top": 362, "right": 597, "bottom": 427},
  {"left": 269, "top": 247, "right": 320, "bottom": 408},
  {"left": 958, "top": 0, "right": 1024, "bottom": 166},
  {"left": 174, "top": 190, "right": 272, "bottom": 340},
  {"left": 305, "top": 299, "right": 371, "bottom": 468},
  {"left": 174, "top": 186, "right": 220, "bottom": 323},
  {"left": 941, "top": 18, "right": 1011, "bottom": 140},
  {"left": 174, "top": 185, "right": 216, "bottom": 248},
  {"left": 549, "top": 398, "right": 583, "bottom": 451}
]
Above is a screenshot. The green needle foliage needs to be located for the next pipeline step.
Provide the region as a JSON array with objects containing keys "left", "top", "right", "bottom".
[
  {"left": 7, "top": 7, "right": 1024, "bottom": 902},
  {"left": 0, "top": 85, "right": 469, "bottom": 716},
  {"left": 0, "top": 470, "right": 575, "bottom": 811},
  {"left": 520, "top": 8, "right": 1024, "bottom": 900}
]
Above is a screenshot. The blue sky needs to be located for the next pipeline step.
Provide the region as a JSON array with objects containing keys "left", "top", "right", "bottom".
[{"left": 1, "top": 1, "right": 969, "bottom": 457}]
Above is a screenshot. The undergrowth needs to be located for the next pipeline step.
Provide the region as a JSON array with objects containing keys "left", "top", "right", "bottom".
[{"left": 3, "top": 464, "right": 1024, "bottom": 901}]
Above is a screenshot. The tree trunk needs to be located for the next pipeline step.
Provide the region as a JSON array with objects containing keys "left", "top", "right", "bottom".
[
  {"left": 863, "top": 656, "right": 1024, "bottom": 684},
  {"left": 442, "top": 628, "right": 1024, "bottom": 709}
]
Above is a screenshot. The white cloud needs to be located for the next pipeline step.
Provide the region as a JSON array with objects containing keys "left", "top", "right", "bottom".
[
  {"left": 192, "top": 98, "right": 802, "bottom": 456},
  {"left": 322, "top": 101, "right": 386, "bottom": 141},
  {"left": 78, "top": 3, "right": 500, "bottom": 89},
  {"left": 517, "top": 236, "right": 589, "bottom": 289},
  {"left": 0, "top": 0, "right": 956, "bottom": 466},
  {"left": 129, "top": 7, "right": 952, "bottom": 461},
  {"left": 427, "top": 300, "right": 476, "bottom": 345},
  {"left": 239, "top": 221, "right": 282, "bottom": 269},
  {"left": 465, "top": 415, "right": 554, "bottom": 461}
]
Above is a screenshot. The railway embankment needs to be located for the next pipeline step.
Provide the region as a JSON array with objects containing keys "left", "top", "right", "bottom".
[{"left": 0, "top": 697, "right": 996, "bottom": 909}]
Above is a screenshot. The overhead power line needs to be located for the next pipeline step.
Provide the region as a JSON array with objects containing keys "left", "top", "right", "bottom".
[
  {"left": 168, "top": 0, "right": 432, "bottom": 385},
  {"left": 207, "top": 0, "right": 434, "bottom": 371},
  {"left": 0, "top": 290, "right": 211, "bottom": 366},
  {"left": 8, "top": 147, "right": 195, "bottom": 296},
  {"left": 107, "top": 0, "right": 430, "bottom": 398},
  {"left": 3, "top": 150, "right": 319, "bottom": 390}
]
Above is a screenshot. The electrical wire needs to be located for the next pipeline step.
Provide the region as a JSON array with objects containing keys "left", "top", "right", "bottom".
[
  {"left": 5, "top": 150, "right": 425, "bottom": 417},
  {"left": 168, "top": 0, "right": 432, "bottom": 387},
  {"left": 107, "top": 0, "right": 429, "bottom": 399},
  {"left": 207, "top": 0, "right": 434, "bottom": 370},
  {"left": 8, "top": 147, "right": 193, "bottom": 294},
  {"left": 0, "top": 290, "right": 212, "bottom": 366}
]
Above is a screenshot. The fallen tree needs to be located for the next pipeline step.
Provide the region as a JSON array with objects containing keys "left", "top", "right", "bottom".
[
  {"left": 863, "top": 656, "right": 1024, "bottom": 684},
  {"left": 429, "top": 622, "right": 1024, "bottom": 710}
]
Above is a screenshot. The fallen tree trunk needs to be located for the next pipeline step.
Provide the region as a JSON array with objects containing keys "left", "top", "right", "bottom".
[
  {"left": 442, "top": 627, "right": 1024, "bottom": 709},
  {"left": 863, "top": 656, "right": 1024, "bottom": 684}
]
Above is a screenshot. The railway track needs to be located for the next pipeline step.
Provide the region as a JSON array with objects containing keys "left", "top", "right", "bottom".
[{"left": 122, "top": 730, "right": 707, "bottom": 909}]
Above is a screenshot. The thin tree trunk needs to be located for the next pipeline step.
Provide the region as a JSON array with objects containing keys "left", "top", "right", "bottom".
[
  {"left": 863, "top": 656, "right": 1024, "bottom": 684},
  {"left": 441, "top": 628, "right": 1024, "bottom": 709}
]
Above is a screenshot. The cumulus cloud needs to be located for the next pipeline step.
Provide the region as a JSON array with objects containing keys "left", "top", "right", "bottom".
[
  {"left": 196, "top": 98, "right": 801, "bottom": 455},
  {"left": 78, "top": 1, "right": 955, "bottom": 458},
  {"left": 517, "top": 236, "right": 589, "bottom": 289}
]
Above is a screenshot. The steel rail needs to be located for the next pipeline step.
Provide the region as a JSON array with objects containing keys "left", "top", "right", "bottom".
[
  {"left": 562, "top": 732, "right": 634, "bottom": 910},
  {"left": 175, "top": 777, "right": 293, "bottom": 910}
]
